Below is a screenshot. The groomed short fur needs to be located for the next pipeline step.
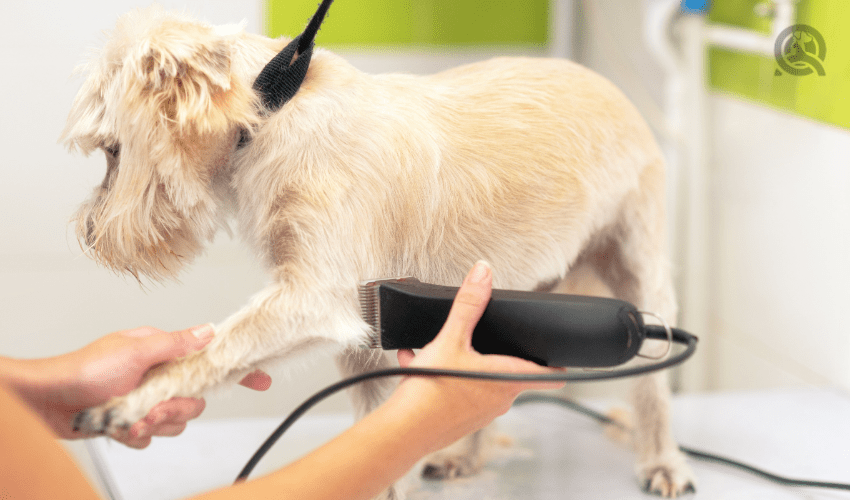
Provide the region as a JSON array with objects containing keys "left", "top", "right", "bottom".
[{"left": 62, "top": 6, "right": 694, "bottom": 498}]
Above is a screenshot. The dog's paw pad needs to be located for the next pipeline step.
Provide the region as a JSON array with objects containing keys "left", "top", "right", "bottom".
[
  {"left": 639, "top": 462, "right": 696, "bottom": 498},
  {"left": 72, "top": 401, "right": 135, "bottom": 436},
  {"left": 421, "top": 455, "right": 479, "bottom": 480}
]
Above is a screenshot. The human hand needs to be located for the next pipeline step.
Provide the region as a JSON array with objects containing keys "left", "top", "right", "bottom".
[
  {"left": 394, "top": 261, "right": 565, "bottom": 451},
  {"left": 26, "top": 325, "right": 271, "bottom": 448}
]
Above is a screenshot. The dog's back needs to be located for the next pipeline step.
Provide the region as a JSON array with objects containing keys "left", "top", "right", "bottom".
[{"left": 238, "top": 53, "right": 664, "bottom": 291}]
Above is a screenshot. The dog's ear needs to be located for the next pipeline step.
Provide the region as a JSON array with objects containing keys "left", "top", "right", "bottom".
[{"left": 122, "top": 20, "right": 255, "bottom": 135}]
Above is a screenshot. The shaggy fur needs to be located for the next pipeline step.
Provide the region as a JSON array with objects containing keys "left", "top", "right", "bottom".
[{"left": 62, "top": 6, "right": 694, "bottom": 498}]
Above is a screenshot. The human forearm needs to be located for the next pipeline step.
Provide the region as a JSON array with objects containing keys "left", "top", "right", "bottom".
[
  {"left": 0, "top": 355, "right": 36, "bottom": 393},
  {"left": 0, "top": 354, "right": 85, "bottom": 438},
  {"left": 0, "top": 382, "right": 102, "bottom": 500},
  {"left": 193, "top": 391, "right": 443, "bottom": 500},
  {"left": 191, "top": 371, "right": 536, "bottom": 499},
  {"left": 0, "top": 355, "right": 69, "bottom": 409}
]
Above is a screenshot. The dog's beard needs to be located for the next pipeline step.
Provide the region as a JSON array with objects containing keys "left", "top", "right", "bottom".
[{"left": 74, "top": 189, "right": 214, "bottom": 282}]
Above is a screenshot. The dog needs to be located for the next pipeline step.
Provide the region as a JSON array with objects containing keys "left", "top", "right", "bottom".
[{"left": 62, "top": 6, "right": 694, "bottom": 498}]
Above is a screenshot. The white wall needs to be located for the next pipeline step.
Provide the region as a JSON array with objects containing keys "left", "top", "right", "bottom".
[
  {"left": 709, "top": 97, "right": 850, "bottom": 391},
  {"left": 573, "top": 0, "right": 850, "bottom": 395}
]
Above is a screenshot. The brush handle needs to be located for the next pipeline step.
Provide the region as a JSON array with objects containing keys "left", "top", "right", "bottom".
[{"left": 375, "top": 280, "right": 646, "bottom": 367}]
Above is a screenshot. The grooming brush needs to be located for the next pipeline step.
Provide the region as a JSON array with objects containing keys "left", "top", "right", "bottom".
[{"left": 359, "top": 277, "right": 671, "bottom": 368}]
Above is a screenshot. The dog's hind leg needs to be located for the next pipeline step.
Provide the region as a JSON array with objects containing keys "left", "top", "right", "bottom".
[{"left": 589, "top": 159, "right": 696, "bottom": 497}]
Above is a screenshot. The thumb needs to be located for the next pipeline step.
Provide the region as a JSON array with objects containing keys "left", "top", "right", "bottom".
[
  {"left": 439, "top": 261, "right": 493, "bottom": 350},
  {"left": 397, "top": 349, "right": 416, "bottom": 367},
  {"left": 127, "top": 324, "right": 214, "bottom": 368}
]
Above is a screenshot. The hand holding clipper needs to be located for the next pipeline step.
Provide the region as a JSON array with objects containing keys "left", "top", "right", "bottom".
[{"left": 360, "top": 265, "right": 669, "bottom": 368}]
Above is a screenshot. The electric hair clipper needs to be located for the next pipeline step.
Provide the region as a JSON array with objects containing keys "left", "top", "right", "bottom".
[{"left": 358, "top": 277, "right": 669, "bottom": 368}]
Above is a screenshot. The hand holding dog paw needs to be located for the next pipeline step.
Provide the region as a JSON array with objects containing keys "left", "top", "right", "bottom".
[{"left": 14, "top": 325, "right": 271, "bottom": 447}]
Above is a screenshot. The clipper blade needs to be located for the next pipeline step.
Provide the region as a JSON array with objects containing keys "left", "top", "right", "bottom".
[{"left": 358, "top": 277, "right": 418, "bottom": 349}]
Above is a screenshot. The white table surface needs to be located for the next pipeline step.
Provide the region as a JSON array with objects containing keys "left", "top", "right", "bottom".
[{"left": 86, "top": 386, "right": 850, "bottom": 500}]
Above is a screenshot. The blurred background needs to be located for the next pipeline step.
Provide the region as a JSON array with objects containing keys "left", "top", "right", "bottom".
[{"left": 1, "top": 0, "right": 848, "bottom": 490}]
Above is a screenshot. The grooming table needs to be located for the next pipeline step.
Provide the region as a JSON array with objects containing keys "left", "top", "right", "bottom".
[{"left": 84, "top": 387, "right": 850, "bottom": 500}]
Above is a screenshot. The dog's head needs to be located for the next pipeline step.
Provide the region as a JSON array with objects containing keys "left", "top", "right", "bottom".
[{"left": 62, "top": 7, "right": 259, "bottom": 281}]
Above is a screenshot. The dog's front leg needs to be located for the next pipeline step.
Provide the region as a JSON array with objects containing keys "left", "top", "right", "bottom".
[{"left": 74, "top": 282, "right": 364, "bottom": 436}]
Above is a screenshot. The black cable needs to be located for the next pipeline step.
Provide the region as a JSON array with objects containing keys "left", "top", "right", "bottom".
[
  {"left": 513, "top": 393, "right": 850, "bottom": 492},
  {"left": 235, "top": 324, "right": 850, "bottom": 493},
  {"left": 235, "top": 326, "right": 696, "bottom": 482},
  {"left": 677, "top": 446, "right": 850, "bottom": 491}
]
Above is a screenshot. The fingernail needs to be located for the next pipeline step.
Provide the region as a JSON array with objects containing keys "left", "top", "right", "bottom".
[
  {"left": 191, "top": 323, "right": 215, "bottom": 341},
  {"left": 468, "top": 260, "right": 491, "bottom": 283}
]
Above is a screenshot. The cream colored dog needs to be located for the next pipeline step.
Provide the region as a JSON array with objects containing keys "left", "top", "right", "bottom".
[{"left": 62, "top": 6, "right": 694, "bottom": 498}]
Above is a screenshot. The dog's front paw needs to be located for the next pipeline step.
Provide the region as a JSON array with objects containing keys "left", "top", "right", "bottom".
[
  {"left": 421, "top": 453, "right": 480, "bottom": 480},
  {"left": 72, "top": 395, "right": 144, "bottom": 437},
  {"left": 637, "top": 453, "right": 696, "bottom": 498},
  {"left": 370, "top": 485, "right": 402, "bottom": 500}
]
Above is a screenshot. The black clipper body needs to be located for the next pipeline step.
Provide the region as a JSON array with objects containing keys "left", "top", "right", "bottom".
[{"left": 359, "top": 278, "right": 647, "bottom": 368}]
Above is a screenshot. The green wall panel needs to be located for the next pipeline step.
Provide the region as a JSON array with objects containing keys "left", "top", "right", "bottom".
[
  {"left": 708, "top": 0, "right": 850, "bottom": 129},
  {"left": 266, "top": 0, "right": 549, "bottom": 47}
]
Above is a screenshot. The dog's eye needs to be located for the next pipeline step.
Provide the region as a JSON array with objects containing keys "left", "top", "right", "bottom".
[{"left": 104, "top": 144, "right": 120, "bottom": 157}]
